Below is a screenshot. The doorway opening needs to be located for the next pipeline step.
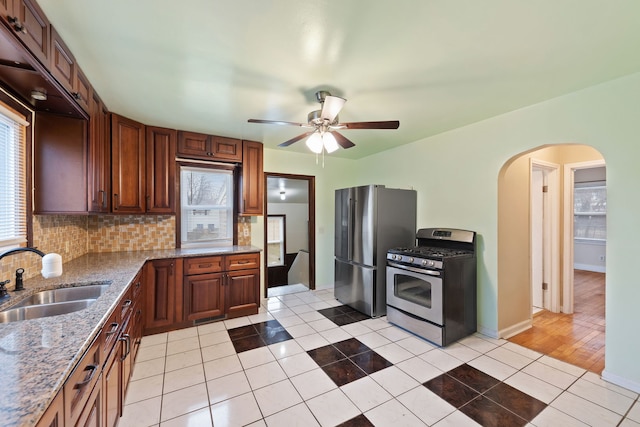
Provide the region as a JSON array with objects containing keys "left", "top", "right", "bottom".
[
  {"left": 263, "top": 173, "right": 315, "bottom": 298},
  {"left": 498, "top": 144, "right": 606, "bottom": 373}
]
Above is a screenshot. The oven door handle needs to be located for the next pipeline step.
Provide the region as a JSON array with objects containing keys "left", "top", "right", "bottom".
[{"left": 387, "top": 261, "right": 441, "bottom": 276}]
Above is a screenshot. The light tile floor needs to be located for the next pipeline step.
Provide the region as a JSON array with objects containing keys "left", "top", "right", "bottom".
[{"left": 121, "top": 288, "right": 640, "bottom": 427}]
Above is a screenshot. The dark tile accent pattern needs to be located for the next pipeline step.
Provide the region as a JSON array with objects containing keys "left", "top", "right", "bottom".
[
  {"left": 307, "top": 338, "right": 392, "bottom": 386},
  {"left": 425, "top": 363, "right": 547, "bottom": 426},
  {"left": 317, "top": 305, "right": 371, "bottom": 326},
  {"left": 228, "top": 320, "right": 292, "bottom": 353},
  {"left": 337, "top": 414, "right": 375, "bottom": 426}
]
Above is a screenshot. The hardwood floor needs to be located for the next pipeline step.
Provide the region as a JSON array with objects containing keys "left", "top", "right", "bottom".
[{"left": 508, "top": 270, "right": 605, "bottom": 373}]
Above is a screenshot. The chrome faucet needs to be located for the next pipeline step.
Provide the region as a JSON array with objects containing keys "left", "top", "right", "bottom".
[{"left": 0, "top": 247, "right": 63, "bottom": 298}]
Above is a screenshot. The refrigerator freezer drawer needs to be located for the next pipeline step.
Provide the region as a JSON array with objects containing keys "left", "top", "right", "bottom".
[{"left": 334, "top": 259, "right": 385, "bottom": 317}]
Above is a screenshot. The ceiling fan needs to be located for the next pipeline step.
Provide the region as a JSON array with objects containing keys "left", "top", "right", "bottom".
[{"left": 248, "top": 90, "right": 399, "bottom": 153}]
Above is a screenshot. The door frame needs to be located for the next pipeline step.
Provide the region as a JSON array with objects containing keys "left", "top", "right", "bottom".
[
  {"left": 530, "top": 159, "right": 561, "bottom": 313},
  {"left": 263, "top": 172, "right": 316, "bottom": 297},
  {"left": 562, "top": 159, "right": 606, "bottom": 313}
]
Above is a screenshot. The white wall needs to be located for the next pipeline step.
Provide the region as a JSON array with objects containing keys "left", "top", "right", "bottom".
[
  {"left": 264, "top": 71, "right": 640, "bottom": 391},
  {"left": 267, "top": 203, "right": 308, "bottom": 253}
]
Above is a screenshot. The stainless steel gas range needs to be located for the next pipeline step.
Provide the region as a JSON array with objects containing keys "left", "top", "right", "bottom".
[{"left": 386, "top": 228, "right": 477, "bottom": 346}]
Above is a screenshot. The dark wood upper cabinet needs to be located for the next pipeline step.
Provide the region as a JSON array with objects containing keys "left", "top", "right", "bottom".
[
  {"left": 146, "top": 126, "right": 176, "bottom": 214},
  {"left": 33, "top": 112, "right": 87, "bottom": 214},
  {"left": 239, "top": 140, "right": 264, "bottom": 215},
  {"left": 50, "top": 25, "right": 75, "bottom": 93},
  {"left": 88, "top": 91, "right": 110, "bottom": 212},
  {"left": 74, "top": 65, "right": 91, "bottom": 112},
  {"left": 111, "top": 113, "right": 145, "bottom": 214},
  {"left": 177, "top": 130, "right": 241, "bottom": 162},
  {"left": 11, "top": 0, "right": 49, "bottom": 66}
]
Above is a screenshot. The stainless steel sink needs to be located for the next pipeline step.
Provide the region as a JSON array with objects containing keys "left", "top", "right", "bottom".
[
  {"left": 0, "top": 299, "right": 96, "bottom": 323},
  {"left": 11, "top": 285, "right": 110, "bottom": 309}
]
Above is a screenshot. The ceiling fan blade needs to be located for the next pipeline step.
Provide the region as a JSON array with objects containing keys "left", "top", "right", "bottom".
[
  {"left": 248, "top": 118, "right": 308, "bottom": 127},
  {"left": 331, "top": 131, "right": 356, "bottom": 149},
  {"left": 278, "top": 131, "right": 315, "bottom": 147},
  {"left": 341, "top": 120, "right": 400, "bottom": 130},
  {"left": 320, "top": 95, "right": 346, "bottom": 122}
]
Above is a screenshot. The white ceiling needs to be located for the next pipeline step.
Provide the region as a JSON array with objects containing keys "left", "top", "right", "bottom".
[{"left": 38, "top": 0, "right": 640, "bottom": 159}]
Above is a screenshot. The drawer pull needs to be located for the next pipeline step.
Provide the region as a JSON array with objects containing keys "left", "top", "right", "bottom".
[
  {"left": 105, "top": 322, "right": 119, "bottom": 335},
  {"left": 236, "top": 260, "right": 250, "bottom": 264},
  {"left": 120, "top": 334, "right": 131, "bottom": 361},
  {"left": 198, "top": 263, "right": 213, "bottom": 268},
  {"left": 74, "top": 364, "right": 98, "bottom": 390},
  {"left": 122, "top": 300, "right": 132, "bottom": 308}
]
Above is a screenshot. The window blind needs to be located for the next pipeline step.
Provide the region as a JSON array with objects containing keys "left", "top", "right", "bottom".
[{"left": 0, "top": 105, "right": 27, "bottom": 248}]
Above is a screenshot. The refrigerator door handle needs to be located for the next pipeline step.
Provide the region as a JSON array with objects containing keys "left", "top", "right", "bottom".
[{"left": 348, "top": 197, "right": 354, "bottom": 260}]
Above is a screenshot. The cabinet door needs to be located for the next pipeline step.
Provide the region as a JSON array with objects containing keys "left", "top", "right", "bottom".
[
  {"left": 144, "top": 259, "right": 176, "bottom": 333},
  {"left": 111, "top": 113, "right": 146, "bottom": 213},
  {"left": 146, "top": 126, "right": 176, "bottom": 213},
  {"left": 88, "top": 92, "right": 110, "bottom": 212},
  {"left": 226, "top": 268, "right": 260, "bottom": 318},
  {"left": 210, "top": 136, "right": 242, "bottom": 162},
  {"left": 74, "top": 66, "right": 91, "bottom": 112},
  {"left": 0, "top": 0, "right": 14, "bottom": 20},
  {"left": 12, "top": 0, "right": 49, "bottom": 65},
  {"left": 240, "top": 140, "right": 264, "bottom": 215},
  {"left": 102, "top": 344, "right": 121, "bottom": 427},
  {"left": 50, "top": 25, "right": 75, "bottom": 93},
  {"left": 33, "top": 112, "right": 88, "bottom": 213},
  {"left": 76, "top": 375, "right": 103, "bottom": 427},
  {"left": 35, "top": 389, "right": 63, "bottom": 427},
  {"left": 176, "top": 130, "right": 210, "bottom": 159},
  {"left": 184, "top": 272, "right": 224, "bottom": 321}
]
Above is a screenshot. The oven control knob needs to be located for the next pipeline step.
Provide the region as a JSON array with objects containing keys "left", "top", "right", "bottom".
[
  {"left": 393, "top": 255, "right": 400, "bottom": 260},
  {"left": 422, "top": 260, "right": 434, "bottom": 267},
  {"left": 408, "top": 257, "right": 414, "bottom": 263}
]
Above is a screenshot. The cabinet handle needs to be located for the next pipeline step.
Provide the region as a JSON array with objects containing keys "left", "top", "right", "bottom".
[
  {"left": 8, "top": 17, "right": 27, "bottom": 34},
  {"left": 237, "top": 260, "right": 250, "bottom": 264},
  {"left": 72, "top": 92, "right": 81, "bottom": 101},
  {"left": 198, "top": 263, "right": 213, "bottom": 268},
  {"left": 122, "top": 299, "right": 132, "bottom": 308},
  {"left": 113, "top": 194, "right": 119, "bottom": 210},
  {"left": 206, "top": 152, "right": 214, "bottom": 156},
  {"left": 170, "top": 263, "right": 174, "bottom": 275},
  {"left": 74, "top": 364, "right": 98, "bottom": 390},
  {"left": 105, "top": 322, "right": 119, "bottom": 336},
  {"left": 119, "top": 334, "right": 131, "bottom": 361}
]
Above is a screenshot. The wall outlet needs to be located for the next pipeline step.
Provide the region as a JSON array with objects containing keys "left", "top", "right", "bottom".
[{"left": 599, "top": 255, "right": 606, "bottom": 261}]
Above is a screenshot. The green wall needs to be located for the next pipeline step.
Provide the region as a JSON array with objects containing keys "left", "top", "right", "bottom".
[{"left": 263, "top": 71, "right": 640, "bottom": 392}]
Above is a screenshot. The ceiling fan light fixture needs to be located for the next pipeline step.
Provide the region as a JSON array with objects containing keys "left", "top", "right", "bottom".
[
  {"left": 306, "top": 132, "right": 323, "bottom": 153},
  {"left": 323, "top": 132, "right": 339, "bottom": 153}
]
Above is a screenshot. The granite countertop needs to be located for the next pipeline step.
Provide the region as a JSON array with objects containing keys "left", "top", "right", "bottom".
[{"left": 0, "top": 246, "right": 260, "bottom": 427}]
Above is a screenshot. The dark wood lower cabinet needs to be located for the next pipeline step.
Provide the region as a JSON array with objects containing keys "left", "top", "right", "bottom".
[
  {"left": 103, "top": 342, "right": 121, "bottom": 427},
  {"left": 35, "top": 390, "right": 64, "bottom": 427},
  {"left": 226, "top": 269, "right": 260, "bottom": 318},
  {"left": 76, "top": 376, "right": 102, "bottom": 427},
  {"left": 184, "top": 272, "right": 225, "bottom": 321},
  {"left": 144, "top": 258, "right": 180, "bottom": 334}
]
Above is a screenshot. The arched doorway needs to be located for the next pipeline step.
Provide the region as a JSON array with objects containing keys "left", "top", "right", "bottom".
[{"left": 497, "top": 144, "right": 606, "bottom": 373}]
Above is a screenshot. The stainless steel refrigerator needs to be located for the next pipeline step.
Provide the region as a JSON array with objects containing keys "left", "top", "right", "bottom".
[{"left": 334, "top": 185, "right": 417, "bottom": 317}]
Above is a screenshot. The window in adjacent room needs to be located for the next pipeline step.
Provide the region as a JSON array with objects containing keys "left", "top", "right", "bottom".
[
  {"left": 0, "top": 102, "right": 29, "bottom": 250},
  {"left": 180, "top": 166, "right": 234, "bottom": 247},
  {"left": 267, "top": 215, "right": 286, "bottom": 266},
  {"left": 574, "top": 182, "right": 606, "bottom": 241}
]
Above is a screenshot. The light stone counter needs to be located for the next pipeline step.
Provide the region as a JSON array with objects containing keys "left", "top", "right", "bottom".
[{"left": 0, "top": 246, "right": 260, "bottom": 427}]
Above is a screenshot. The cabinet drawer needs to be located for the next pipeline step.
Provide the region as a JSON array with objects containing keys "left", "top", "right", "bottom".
[
  {"left": 184, "top": 256, "right": 224, "bottom": 275},
  {"left": 64, "top": 334, "right": 101, "bottom": 425},
  {"left": 101, "top": 307, "right": 121, "bottom": 364},
  {"left": 225, "top": 253, "right": 260, "bottom": 271}
]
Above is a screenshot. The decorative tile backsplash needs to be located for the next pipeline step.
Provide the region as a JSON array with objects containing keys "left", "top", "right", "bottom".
[
  {"left": 0, "top": 215, "right": 88, "bottom": 288},
  {"left": 1, "top": 214, "right": 253, "bottom": 290},
  {"left": 88, "top": 215, "right": 176, "bottom": 252}
]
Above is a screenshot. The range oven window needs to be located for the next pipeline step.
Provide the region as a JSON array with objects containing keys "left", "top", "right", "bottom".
[{"left": 394, "top": 274, "right": 432, "bottom": 308}]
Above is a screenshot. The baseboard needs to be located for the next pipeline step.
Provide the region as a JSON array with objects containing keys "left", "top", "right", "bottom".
[
  {"left": 574, "top": 263, "right": 606, "bottom": 273},
  {"left": 477, "top": 325, "right": 500, "bottom": 340},
  {"left": 601, "top": 370, "right": 640, "bottom": 394},
  {"left": 499, "top": 319, "right": 533, "bottom": 339}
]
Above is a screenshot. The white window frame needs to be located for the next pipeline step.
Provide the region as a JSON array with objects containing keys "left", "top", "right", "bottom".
[
  {"left": 0, "top": 101, "right": 29, "bottom": 251},
  {"left": 179, "top": 165, "right": 234, "bottom": 248}
]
